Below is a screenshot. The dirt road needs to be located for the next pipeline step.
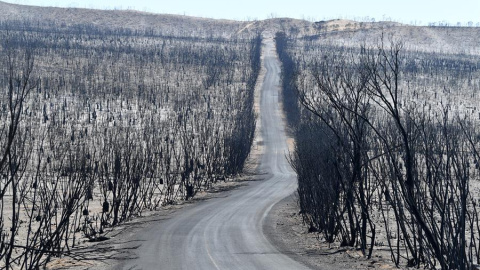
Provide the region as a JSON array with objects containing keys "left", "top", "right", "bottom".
[{"left": 115, "top": 39, "right": 310, "bottom": 270}]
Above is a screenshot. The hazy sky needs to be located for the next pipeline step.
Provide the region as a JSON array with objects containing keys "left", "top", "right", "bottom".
[{"left": 4, "top": 0, "right": 480, "bottom": 25}]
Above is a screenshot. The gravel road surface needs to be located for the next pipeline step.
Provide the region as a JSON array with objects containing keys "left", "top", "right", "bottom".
[{"left": 116, "top": 39, "right": 310, "bottom": 270}]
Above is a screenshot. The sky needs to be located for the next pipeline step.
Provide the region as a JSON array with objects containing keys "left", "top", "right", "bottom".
[{"left": 4, "top": 0, "right": 480, "bottom": 25}]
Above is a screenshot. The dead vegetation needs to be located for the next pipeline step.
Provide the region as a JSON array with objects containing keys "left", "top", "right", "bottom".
[
  {"left": 277, "top": 26, "right": 480, "bottom": 269},
  {"left": 0, "top": 16, "right": 260, "bottom": 269}
]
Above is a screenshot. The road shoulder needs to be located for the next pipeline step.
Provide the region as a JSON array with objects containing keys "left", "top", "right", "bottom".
[
  {"left": 46, "top": 175, "right": 260, "bottom": 270},
  {"left": 264, "top": 193, "right": 400, "bottom": 270}
]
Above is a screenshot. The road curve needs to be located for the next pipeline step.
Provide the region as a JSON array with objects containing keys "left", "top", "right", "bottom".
[{"left": 116, "top": 39, "right": 310, "bottom": 270}]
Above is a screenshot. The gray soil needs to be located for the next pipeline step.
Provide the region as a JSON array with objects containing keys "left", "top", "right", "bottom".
[
  {"left": 47, "top": 36, "right": 401, "bottom": 270},
  {"left": 265, "top": 194, "right": 401, "bottom": 270}
]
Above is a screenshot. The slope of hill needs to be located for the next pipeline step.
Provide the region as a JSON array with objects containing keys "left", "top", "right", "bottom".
[
  {"left": 2, "top": 1, "right": 480, "bottom": 269},
  {"left": 2, "top": 0, "right": 480, "bottom": 52},
  {"left": 0, "top": 1, "right": 326, "bottom": 38},
  {"left": 309, "top": 21, "right": 480, "bottom": 55},
  {"left": 0, "top": 1, "right": 248, "bottom": 37}
]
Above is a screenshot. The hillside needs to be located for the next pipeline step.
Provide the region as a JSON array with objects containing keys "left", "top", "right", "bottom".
[
  {"left": 2, "top": 0, "right": 480, "bottom": 51},
  {"left": 2, "top": 1, "right": 480, "bottom": 269},
  {"left": 0, "top": 1, "right": 247, "bottom": 37},
  {"left": 310, "top": 20, "right": 480, "bottom": 54},
  {"left": 0, "top": 1, "right": 316, "bottom": 37}
]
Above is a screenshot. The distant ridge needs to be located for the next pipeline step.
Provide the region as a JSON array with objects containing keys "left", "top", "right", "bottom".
[
  {"left": 0, "top": 0, "right": 249, "bottom": 37},
  {"left": 0, "top": 1, "right": 400, "bottom": 37},
  {"left": 1, "top": 0, "right": 480, "bottom": 52}
]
